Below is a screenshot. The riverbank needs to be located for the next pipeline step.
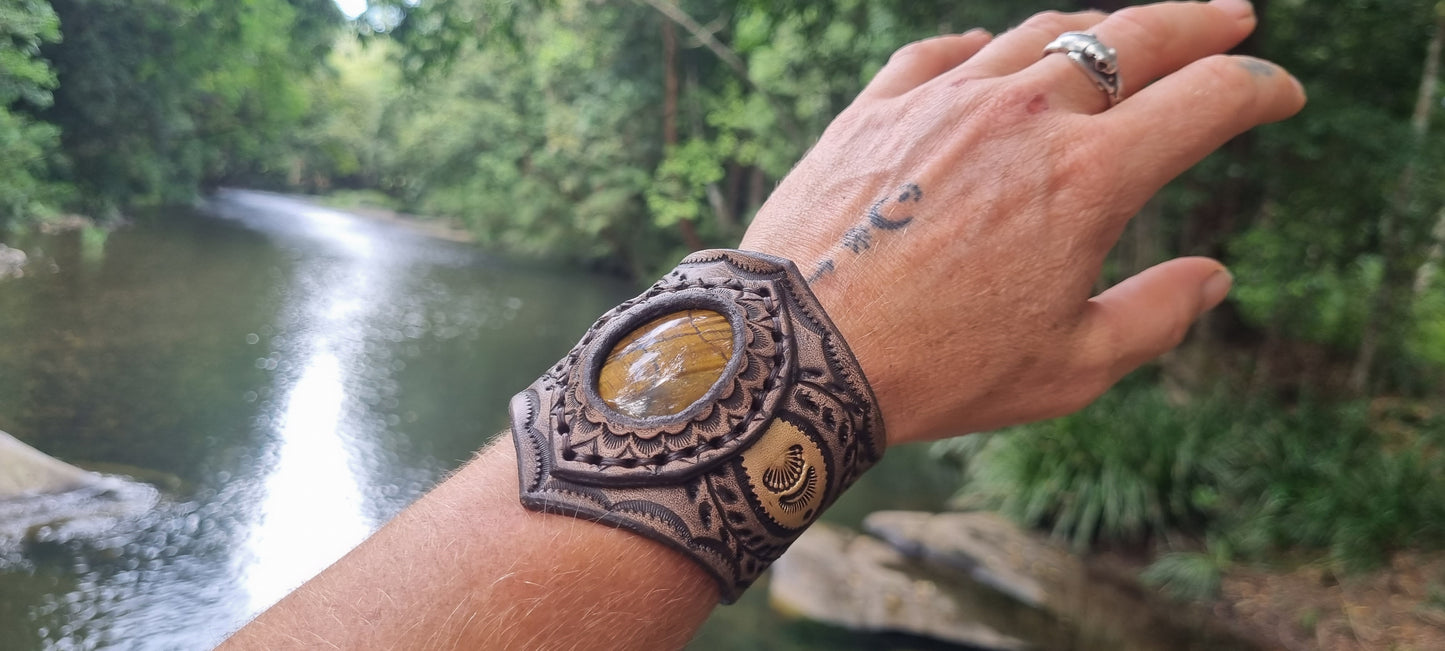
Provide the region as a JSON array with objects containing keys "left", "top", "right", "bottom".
[
  {"left": 771, "top": 510, "right": 1445, "bottom": 650},
  {"left": 1213, "top": 552, "right": 1445, "bottom": 650}
]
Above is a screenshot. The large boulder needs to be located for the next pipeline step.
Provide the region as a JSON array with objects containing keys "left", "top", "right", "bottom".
[
  {"left": 770, "top": 523, "right": 1033, "bottom": 650},
  {"left": 0, "top": 430, "right": 158, "bottom": 561},
  {"left": 772, "top": 511, "right": 1258, "bottom": 651},
  {"left": 862, "top": 510, "right": 1085, "bottom": 611},
  {"left": 0, "top": 243, "right": 26, "bottom": 279}
]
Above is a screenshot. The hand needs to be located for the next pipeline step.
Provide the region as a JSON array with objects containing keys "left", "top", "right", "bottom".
[{"left": 739, "top": 0, "right": 1304, "bottom": 446}]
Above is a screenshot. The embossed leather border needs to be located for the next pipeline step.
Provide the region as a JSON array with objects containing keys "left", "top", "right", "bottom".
[{"left": 510, "top": 249, "right": 886, "bottom": 602}]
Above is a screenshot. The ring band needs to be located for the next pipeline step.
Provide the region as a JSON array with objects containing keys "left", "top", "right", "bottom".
[{"left": 1043, "top": 31, "right": 1122, "bottom": 105}]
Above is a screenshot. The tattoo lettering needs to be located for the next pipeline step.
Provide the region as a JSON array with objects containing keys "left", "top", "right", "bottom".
[
  {"left": 867, "top": 199, "right": 913, "bottom": 230},
  {"left": 807, "top": 182, "right": 923, "bottom": 285},
  {"left": 842, "top": 225, "right": 872, "bottom": 253},
  {"left": 807, "top": 259, "right": 835, "bottom": 283}
]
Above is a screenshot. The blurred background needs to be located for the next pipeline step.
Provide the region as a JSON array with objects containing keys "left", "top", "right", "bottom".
[{"left": 1, "top": 0, "right": 1443, "bottom": 649}]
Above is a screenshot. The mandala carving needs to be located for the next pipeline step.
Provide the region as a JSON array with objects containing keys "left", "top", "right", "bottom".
[{"left": 510, "top": 249, "right": 886, "bottom": 602}]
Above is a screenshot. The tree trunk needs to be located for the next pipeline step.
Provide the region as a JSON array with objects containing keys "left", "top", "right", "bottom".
[
  {"left": 633, "top": 0, "right": 803, "bottom": 145},
  {"left": 1349, "top": 9, "right": 1444, "bottom": 393},
  {"left": 1412, "top": 9, "right": 1445, "bottom": 293},
  {"left": 661, "top": 17, "right": 705, "bottom": 251},
  {"left": 662, "top": 19, "right": 678, "bottom": 147}
]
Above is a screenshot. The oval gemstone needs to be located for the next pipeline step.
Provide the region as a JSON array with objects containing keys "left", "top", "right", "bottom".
[{"left": 597, "top": 309, "right": 734, "bottom": 419}]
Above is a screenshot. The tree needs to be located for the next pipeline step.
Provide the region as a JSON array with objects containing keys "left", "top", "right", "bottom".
[
  {"left": 0, "top": 0, "right": 66, "bottom": 226},
  {"left": 40, "top": 0, "right": 343, "bottom": 214}
]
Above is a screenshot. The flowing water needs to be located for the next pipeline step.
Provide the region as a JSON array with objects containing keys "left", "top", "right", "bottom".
[{"left": 0, "top": 191, "right": 961, "bottom": 650}]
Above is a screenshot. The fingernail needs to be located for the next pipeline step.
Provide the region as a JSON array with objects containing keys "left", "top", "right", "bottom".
[
  {"left": 1201, "top": 269, "right": 1234, "bottom": 311},
  {"left": 1211, "top": 0, "right": 1255, "bottom": 22}
]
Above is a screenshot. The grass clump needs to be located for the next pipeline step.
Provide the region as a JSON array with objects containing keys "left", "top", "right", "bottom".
[
  {"left": 934, "top": 380, "right": 1223, "bottom": 551},
  {"left": 934, "top": 378, "right": 1445, "bottom": 570},
  {"left": 1141, "top": 552, "right": 1224, "bottom": 601}
]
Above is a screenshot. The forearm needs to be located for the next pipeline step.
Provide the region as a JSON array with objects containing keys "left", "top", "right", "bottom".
[{"left": 222, "top": 433, "right": 717, "bottom": 650}]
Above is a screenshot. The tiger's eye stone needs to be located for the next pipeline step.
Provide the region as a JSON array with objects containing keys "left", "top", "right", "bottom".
[{"left": 597, "top": 309, "right": 734, "bottom": 419}]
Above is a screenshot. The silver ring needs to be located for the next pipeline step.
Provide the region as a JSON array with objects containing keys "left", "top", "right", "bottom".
[{"left": 1042, "top": 32, "right": 1122, "bottom": 105}]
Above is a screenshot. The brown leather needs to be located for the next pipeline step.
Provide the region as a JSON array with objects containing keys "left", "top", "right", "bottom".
[{"left": 510, "top": 249, "right": 886, "bottom": 602}]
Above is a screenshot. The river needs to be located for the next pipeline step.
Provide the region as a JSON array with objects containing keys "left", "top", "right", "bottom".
[{"left": 0, "top": 191, "right": 961, "bottom": 650}]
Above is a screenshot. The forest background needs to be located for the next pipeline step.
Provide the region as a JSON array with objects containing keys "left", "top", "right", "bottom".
[{"left": 4, "top": 0, "right": 1445, "bottom": 614}]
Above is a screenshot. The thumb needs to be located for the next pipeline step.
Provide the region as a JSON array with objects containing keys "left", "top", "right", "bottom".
[{"left": 1078, "top": 256, "right": 1232, "bottom": 380}]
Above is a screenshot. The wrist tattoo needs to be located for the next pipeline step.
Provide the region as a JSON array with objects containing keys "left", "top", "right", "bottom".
[
  {"left": 509, "top": 250, "right": 886, "bottom": 602},
  {"left": 809, "top": 182, "right": 923, "bottom": 283}
]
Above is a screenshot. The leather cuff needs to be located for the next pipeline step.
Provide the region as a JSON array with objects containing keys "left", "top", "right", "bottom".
[{"left": 509, "top": 249, "right": 886, "bottom": 602}]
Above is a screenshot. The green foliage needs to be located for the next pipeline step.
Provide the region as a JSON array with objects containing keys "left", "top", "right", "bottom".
[
  {"left": 0, "top": 0, "right": 66, "bottom": 226},
  {"left": 936, "top": 382, "right": 1445, "bottom": 569},
  {"left": 1141, "top": 552, "right": 1224, "bottom": 602},
  {"left": 40, "top": 0, "right": 343, "bottom": 213},
  {"left": 935, "top": 380, "right": 1217, "bottom": 551},
  {"left": 291, "top": 35, "right": 404, "bottom": 190},
  {"left": 648, "top": 139, "right": 726, "bottom": 229},
  {"left": 1209, "top": 399, "right": 1445, "bottom": 567},
  {"left": 1221, "top": 0, "right": 1445, "bottom": 387},
  {"left": 0, "top": 0, "right": 59, "bottom": 107},
  {"left": 310, "top": 0, "right": 1071, "bottom": 270}
]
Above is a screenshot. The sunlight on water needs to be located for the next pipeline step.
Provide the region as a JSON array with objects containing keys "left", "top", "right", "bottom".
[
  {"left": 299, "top": 207, "right": 373, "bottom": 260},
  {"left": 235, "top": 197, "right": 389, "bottom": 615},
  {"left": 241, "top": 351, "right": 371, "bottom": 613}
]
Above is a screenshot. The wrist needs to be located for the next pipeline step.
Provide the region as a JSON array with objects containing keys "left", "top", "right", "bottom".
[{"left": 508, "top": 250, "right": 886, "bottom": 601}]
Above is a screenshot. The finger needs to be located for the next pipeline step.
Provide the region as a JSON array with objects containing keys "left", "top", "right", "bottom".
[
  {"left": 952, "top": 10, "right": 1106, "bottom": 78},
  {"left": 1028, "top": 0, "right": 1258, "bottom": 113},
  {"left": 1076, "top": 257, "right": 1231, "bottom": 383},
  {"left": 1101, "top": 54, "right": 1306, "bottom": 194},
  {"left": 860, "top": 31, "right": 994, "bottom": 100}
]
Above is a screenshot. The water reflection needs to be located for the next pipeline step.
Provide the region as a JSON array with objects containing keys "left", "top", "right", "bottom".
[
  {"left": 233, "top": 196, "right": 391, "bottom": 613},
  {"left": 242, "top": 351, "right": 370, "bottom": 613},
  {"left": 0, "top": 192, "right": 639, "bottom": 649}
]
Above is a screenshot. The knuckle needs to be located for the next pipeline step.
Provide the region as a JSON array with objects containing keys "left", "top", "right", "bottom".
[
  {"left": 888, "top": 39, "right": 930, "bottom": 64},
  {"left": 887, "top": 36, "right": 961, "bottom": 68},
  {"left": 1018, "top": 9, "right": 1104, "bottom": 36},
  {"left": 1198, "top": 54, "right": 1251, "bottom": 87},
  {"left": 1105, "top": 7, "right": 1167, "bottom": 55},
  {"left": 1019, "top": 11, "right": 1072, "bottom": 36}
]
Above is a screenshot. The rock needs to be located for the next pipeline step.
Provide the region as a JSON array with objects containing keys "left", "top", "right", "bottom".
[
  {"left": 863, "top": 510, "right": 1084, "bottom": 611},
  {"left": 0, "top": 430, "right": 159, "bottom": 564},
  {"left": 856, "top": 511, "right": 1260, "bottom": 651},
  {"left": 0, "top": 429, "right": 99, "bottom": 499},
  {"left": 770, "top": 523, "right": 1033, "bottom": 650},
  {"left": 0, "top": 243, "right": 26, "bottom": 280}
]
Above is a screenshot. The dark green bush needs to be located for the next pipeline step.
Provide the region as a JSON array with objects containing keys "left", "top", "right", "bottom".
[{"left": 935, "top": 380, "right": 1445, "bottom": 568}]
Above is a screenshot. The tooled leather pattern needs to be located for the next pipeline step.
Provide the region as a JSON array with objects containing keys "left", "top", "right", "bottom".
[{"left": 510, "top": 249, "right": 885, "bottom": 602}]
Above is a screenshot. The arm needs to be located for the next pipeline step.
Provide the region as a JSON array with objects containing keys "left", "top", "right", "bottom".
[
  {"left": 221, "top": 435, "right": 717, "bottom": 650},
  {"left": 224, "top": 1, "right": 1304, "bottom": 648}
]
